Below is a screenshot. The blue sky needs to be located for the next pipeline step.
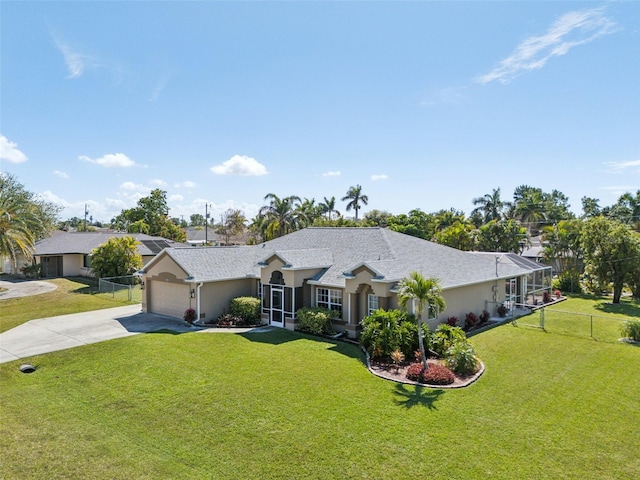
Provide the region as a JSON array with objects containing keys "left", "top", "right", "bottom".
[{"left": 1, "top": 1, "right": 638, "bottom": 224}]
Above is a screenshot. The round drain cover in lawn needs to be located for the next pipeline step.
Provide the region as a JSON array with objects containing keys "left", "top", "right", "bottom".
[{"left": 19, "top": 364, "right": 36, "bottom": 373}]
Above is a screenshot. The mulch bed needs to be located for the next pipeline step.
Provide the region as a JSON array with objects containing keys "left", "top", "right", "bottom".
[{"left": 368, "top": 358, "right": 484, "bottom": 389}]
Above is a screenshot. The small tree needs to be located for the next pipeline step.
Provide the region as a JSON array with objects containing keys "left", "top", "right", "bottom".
[
  {"left": 90, "top": 236, "right": 143, "bottom": 278},
  {"left": 582, "top": 217, "right": 640, "bottom": 303},
  {"left": 397, "top": 272, "right": 446, "bottom": 370}
]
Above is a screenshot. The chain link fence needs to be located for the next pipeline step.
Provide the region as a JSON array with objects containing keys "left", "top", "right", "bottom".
[
  {"left": 98, "top": 275, "right": 142, "bottom": 303},
  {"left": 513, "top": 306, "right": 629, "bottom": 343}
]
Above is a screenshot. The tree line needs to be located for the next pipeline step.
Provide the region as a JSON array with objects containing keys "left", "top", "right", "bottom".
[{"left": 2, "top": 173, "right": 639, "bottom": 302}]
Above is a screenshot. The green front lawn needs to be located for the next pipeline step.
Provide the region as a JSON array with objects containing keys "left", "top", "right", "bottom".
[
  {"left": 0, "top": 277, "right": 139, "bottom": 333},
  {"left": 1, "top": 295, "right": 638, "bottom": 479}
]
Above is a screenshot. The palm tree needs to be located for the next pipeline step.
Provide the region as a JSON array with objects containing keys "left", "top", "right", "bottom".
[
  {"left": 471, "top": 187, "right": 508, "bottom": 223},
  {"left": 319, "top": 196, "right": 340, "bottom": 220},
  {"left": 341, "top": 185, "right": 369, "bottom": 220},
  {"left": 0, "top": 174, "right": 59, "bottom": 272},
  {"left": 513, "top": 187, "right": 547, "bottom": 233},
  {"left": 397, "top": 272, "right": 446, "bottom": 370},
  {"left": 259, "top": 193, "right": 304, "bottom": 239},
  {"left": 296, "top": 198, "right": 322, "bottom": 227}
]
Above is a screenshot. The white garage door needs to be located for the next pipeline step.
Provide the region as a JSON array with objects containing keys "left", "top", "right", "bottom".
[{"left": 148, "top": 280, "right": 190, "bottom": 319}]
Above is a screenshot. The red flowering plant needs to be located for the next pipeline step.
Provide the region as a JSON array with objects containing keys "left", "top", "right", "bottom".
[{"left": 183, "top": 308, "right": 197, "bottom": 324}]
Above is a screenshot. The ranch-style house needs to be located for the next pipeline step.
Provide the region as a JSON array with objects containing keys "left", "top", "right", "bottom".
[{"left": 139, "top": 227, "right": 550, "bottom": 337}]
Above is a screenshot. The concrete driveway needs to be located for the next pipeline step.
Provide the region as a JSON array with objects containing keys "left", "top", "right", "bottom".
[
  {"left": 0, "top": 305, "right": 273, "bottom": 364},
  {"left": 0, "top": 279, "right": 57, "bottom": 299},
  {"left": 0, "top": 305, "right": 196, "bottom": 363}
]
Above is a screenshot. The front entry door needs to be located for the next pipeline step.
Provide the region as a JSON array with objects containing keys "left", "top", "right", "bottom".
[{"left": 270, "top": 286, "right": 284, "bottom": 327}]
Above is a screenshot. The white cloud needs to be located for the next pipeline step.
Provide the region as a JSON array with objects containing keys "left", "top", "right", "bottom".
[
  {"left": 52, "top": 34, "right": 88, "bottom": 78},
  {"left": 53, "top": 170, "right": 69, "bottom": 179},
  {"left": 39, "top": 190, "right": 69, "bottom": 207},
  {"left": 605, "top": 159, "right": 640, "bottom": 173},
  {"left": 51, "top": 32, "right": 124, "bottom": 83},
  {"left": 371, "top": 174, "right": 389, "bottom": 181},
  {"left": 599, "top": 185, "right": 639, "bottom": 198},
  {"left": 174, "top": 180, "right": 197, "bottom": 188},
  {"left": 322, "top": 170, "right": 341, "bottom": 177},
  {"left": 476, "top": 7, "right": 616, "bottom": 84},
  {"left": 119, "top": 181, "right": 145, "bottom": 191},
  {"left": 169, "top": 194, "right": 184, "bottom": 202},
  {"left": 210, "top": 155, "right": 268, "bottom": 176},
  {"left": 0, "top": 135, "right": 28, "bottom": 163},
  {"left": 150, "top": 178, "right": 168, "bottom": 187},
  {"left": 79, "top": 153, "right": 136, "bottom": 168},
  {"left": 105, "top": 198, "right": 127, "bottom": 209}
]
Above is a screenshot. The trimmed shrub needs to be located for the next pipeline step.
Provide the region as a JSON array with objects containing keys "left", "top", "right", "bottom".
[
  {"left": 621, "top": 319, "right": 640, "bottom": 342},
  {"left": 445, "top": 342, "right": 479, "bottom": 375},
  {"left": 229, "top": 296, "right": 261, "bottom": 325},
  {"left": 360, "top": 309, "right": 418, "bottom": 361},
  {"left": 479, "top": 310, "right": 490, "bottom": 324},
  {"left": 421, "top": 364, "right": 456, "bottom": 385},
  {"left": 405, "top": 363, "right": 424, "bottom": 382},
  {"left": 296, "top": 307, "right": 338, "bottom": 336},
  {"left": 430, "top": 324, "right": 467, "bottom": 358},
  {"left": 405, "top": 363, "right": 455, "bottom": 385}
]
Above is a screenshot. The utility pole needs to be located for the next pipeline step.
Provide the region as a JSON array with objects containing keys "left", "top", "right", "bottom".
[
  {"left": 205, "top": 203, "right": 211, "bottom": 245},
  {"left": 84, "top": 204, "right": 89, "bottom": 231}
]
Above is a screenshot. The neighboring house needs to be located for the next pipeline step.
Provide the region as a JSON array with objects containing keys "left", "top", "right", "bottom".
[
  {"left": 521, "top": 235, "right": 545, "bottom": 264},
  {"left": 184, "top": 226, "right": 248, "bottom": 246},
  {"left": 33, "top": 232, "right": 187, "bottom": 278},
  {"left": 140, "top": 227, "right": 548, "bottom": 337}
]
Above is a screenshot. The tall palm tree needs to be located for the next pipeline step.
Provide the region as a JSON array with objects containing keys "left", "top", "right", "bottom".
[
  {"left": 513, "top": 187, "right": 547, "bottom": 233},
  {"left": 397, "top": 272, "right": 446, "bottom": 370},
  {"left": 319, "top": 196, "right": 340, "bottom": 220},
  {"left": 259, "top": 193, "right": 304, "bottom": 239},
  {"left": 0, "top": 196, "right": 37, "bottom": 270},
  {"left": 342, "top": 185, "right": 369, "bottom": 221},
  {"left": 296, "top": 198, "right": 322, "bottom": 227},
  {"left": 471, "top": 187, "right": 508, "bottom": 223},
  {"left": 0, "top": 174, "right": 59, "bottom": 272}
]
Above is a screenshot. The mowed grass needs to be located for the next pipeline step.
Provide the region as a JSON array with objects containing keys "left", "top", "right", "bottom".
[
  {"left": 517, "top": 294, "right": 640, "bottom": 342},
  {"left": 0, "top": 277, "right": 139, "bottom": 333},
  {"left": 1, "top": 308, "right": 638, "bottom": 479}
]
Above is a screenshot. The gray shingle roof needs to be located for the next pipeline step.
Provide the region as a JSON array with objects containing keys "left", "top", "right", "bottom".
[
  {"left": 146, "top": 227, "right": 537, "bottom": 288},
  {"left": 34, "top": 232, "right": 187, "bottom": 256}
]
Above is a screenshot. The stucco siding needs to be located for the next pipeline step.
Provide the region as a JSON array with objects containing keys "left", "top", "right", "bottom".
[
  {"left": 437, "top": 281, "right": 500, "bottom": 329},
  {"left": 147, "top": 252, "right": 189, "bottom": 279},
  {"left": 198, "top": 278, "right": 253, "bottom": 322}
]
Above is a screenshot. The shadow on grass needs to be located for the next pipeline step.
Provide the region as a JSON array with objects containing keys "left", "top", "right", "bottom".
[
  {"left": 62, "top": 276, "right": 99, "bottom": 295},
  {"left": 594, "top": 300, "right": 640, "bottom": 318},
  {"left": 144, "top": 329, "right": 182, "bottom": 335},
  {"left": 240, "top": 329, "right": 367, "bottom": 363},
  {"left": 393, "top": 384, "right": 445, "bottom": 410}
]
